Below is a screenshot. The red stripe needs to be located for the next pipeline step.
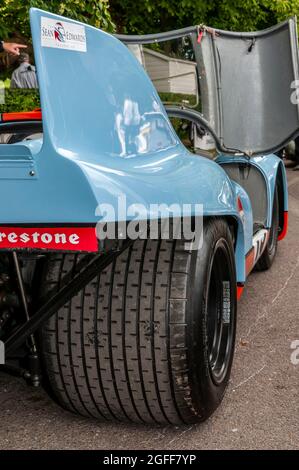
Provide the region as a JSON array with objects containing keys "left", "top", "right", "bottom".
[
  {"left": 2, "top": 110, "right": 42, "bottom": 122},
  {"left": 278, "top": 211, "right": 288, "bottom": 241},
  {"left": 237, "top": 284, "right": 244, "bottom": 300}
]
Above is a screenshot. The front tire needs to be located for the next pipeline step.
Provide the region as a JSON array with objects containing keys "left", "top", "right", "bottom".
[{"left": 41, "top": 218, "right": 237, "bottom": 425}]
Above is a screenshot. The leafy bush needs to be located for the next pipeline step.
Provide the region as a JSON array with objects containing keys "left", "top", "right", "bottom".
[
  {"left": 110, "top": 0, "right": 299, "bottom": 34},
  {"left": 159, "top": 92, "right": 198, "bottom": 108},
  {"left": 0, "top": 0, "right": 115, "bottom": 39},
  {"left": 0, "top": 89, "right": 40, "bottom": 113}
]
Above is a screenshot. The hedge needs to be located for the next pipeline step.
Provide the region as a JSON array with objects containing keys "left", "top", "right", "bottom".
[
  {"left": 0, "top": 90, "right": 198, "bottom": 115},
  {"left": 0, "top": 89, "right": 40, "bottom": 113}
]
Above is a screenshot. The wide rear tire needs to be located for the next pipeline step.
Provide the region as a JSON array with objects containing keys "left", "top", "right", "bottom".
[{"left": 41, "top": 218, "right": 237, "bottom": 425}]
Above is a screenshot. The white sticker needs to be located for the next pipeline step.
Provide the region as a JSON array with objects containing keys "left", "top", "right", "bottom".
[
  {"left": 222, "top": 281, "right": 231, "bottom": 324},
  {"left": 41, "top": 16, "right": 86, "bottom": 52}
]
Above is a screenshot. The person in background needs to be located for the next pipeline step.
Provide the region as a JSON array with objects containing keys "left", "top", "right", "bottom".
[
  {"left": 0, "top": 41, "right": 27, "bottom": 56},
  {"left": 10, "top": 52, "right": 38, "bottom": 89}
]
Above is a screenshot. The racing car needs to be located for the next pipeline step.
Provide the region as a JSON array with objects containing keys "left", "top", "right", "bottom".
[{"left": 0, "top": 8, "right": 297, "bottom": 425}]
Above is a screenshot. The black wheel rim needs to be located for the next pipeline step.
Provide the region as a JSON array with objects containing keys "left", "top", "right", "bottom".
[{"left": 207, "top": 240, "right": 235, "bottom": 385}]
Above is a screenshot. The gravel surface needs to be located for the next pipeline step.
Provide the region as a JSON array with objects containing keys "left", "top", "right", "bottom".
[{"left": 0, "top": 166, "right": 298, "bottom": 450}]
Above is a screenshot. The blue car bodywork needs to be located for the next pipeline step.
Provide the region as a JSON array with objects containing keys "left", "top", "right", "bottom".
[{"left": 0, "top": 8, "right": 291, "bottom": 291}]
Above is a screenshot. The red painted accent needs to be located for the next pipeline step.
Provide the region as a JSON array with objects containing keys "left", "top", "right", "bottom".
[
  {"left": 197, "top": 30, "right": 204, "bottom": 44},
  {"left": 2, "top": 110, "right": 42, "bottom": 122},
  {"left": 0, "top": 226, "right": 98, "bottom": 252},
  {"left": 278, "top": 211, "right": 288, "bottom": 241},
  {"left": 237, "top": 284, "right": 244, "bottom": 300},
  {"left": 245, "top": 248, "right": 255, "bottom": 276},
  {"left": 237, "top": 196, "right": 243, "bottom": 213},
  {"left": 237, "top": 196, "right": 245, "bottom": 221}
]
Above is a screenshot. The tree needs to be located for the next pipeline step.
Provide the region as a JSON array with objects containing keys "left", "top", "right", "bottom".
[
  {"left": 1, "top": 1, "right": 298, "bottom": 40},
  {"left": 0, "top": 0, "right": 115, "bottom": 40},
  {"left": 110, "top": 0, "right": 214, "bottom": 34},
  {"left": 110, "top": 0, "right": 299, "bottom": 34}
]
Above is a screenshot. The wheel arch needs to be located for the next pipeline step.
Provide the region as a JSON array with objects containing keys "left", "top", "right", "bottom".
[
  {"left": 276, "top": 161, "right": 288, "bottom": 241},
  {"left": 251, "top": 155, "right": 288, "bottom": 229},
  {"left": 204, "top": 214, "right": 246, "bottom": 286}
]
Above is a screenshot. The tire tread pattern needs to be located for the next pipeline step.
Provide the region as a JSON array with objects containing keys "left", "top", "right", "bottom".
[{"left": 42, "top": 240, "right": 204, "bottom": 424}]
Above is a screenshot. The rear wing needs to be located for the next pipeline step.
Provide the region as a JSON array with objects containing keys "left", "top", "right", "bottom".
[{"left": 30, "top": 8, "right": 179, "bottom": 161}]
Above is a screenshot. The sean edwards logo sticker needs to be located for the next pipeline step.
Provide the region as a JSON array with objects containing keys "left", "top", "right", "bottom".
[{"left": 41, "top": 17, "right": 87, "bottom": 52}]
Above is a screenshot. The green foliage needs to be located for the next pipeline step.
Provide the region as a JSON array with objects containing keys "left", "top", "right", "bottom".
[
  {"left": 0, "top": 89, "right": 40, "bottom": 113},
  {"left": 110, "top": 0, "right": 299, "bottom": 34},
  {"left": 0, "top": 0, "right": 115, "bottom": 39},
  {"left": 110, "top": 0, "right": 212, "bottom": 34},
  {"left": 158, "top": 92, "right": 198, "bottom": 108},
  {"left": 0, "top": 0, "right": 297, "bottom": 42},
  {"left": 264, "top": 0, "right": 299, "bottom": 22}
]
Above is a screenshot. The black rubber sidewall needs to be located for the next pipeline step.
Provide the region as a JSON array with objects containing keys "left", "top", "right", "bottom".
[{"left": 187, "top": 219, "right": 237, "bottom": 419}]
